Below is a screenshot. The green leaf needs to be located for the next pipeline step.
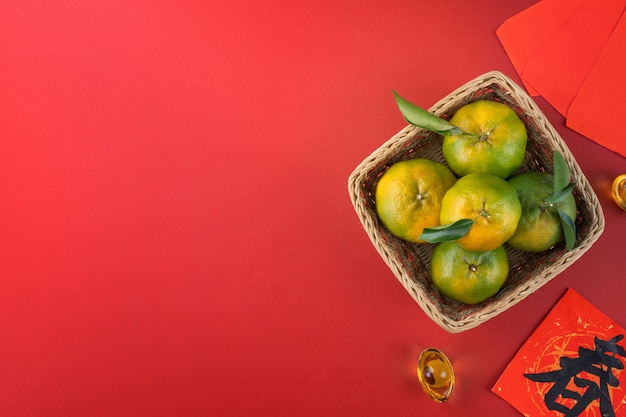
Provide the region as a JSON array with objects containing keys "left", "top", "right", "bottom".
[
  {"left": 553, "top": 151, "right": 571, "bottom": 194},
  {"left": 392, "top": 90, "right": 465, "bottom": 136},
  {"left": 558, "top": 209, "right": 576, "bottom": 251},
  {"left": 420, "top": 219, "right": 474, "bottom": 243},
  {"left": 546, "top": 183, "right": 576, "bottom": 205}
]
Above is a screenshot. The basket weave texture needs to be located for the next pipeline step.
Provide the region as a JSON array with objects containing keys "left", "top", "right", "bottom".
[{"left": 348, "top": 71, "right": 605, "bottom": 333}]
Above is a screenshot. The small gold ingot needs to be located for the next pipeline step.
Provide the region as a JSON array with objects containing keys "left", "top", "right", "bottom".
[
  {"left": 417, "top": 348, "right": 455, "bottom": 402},
  {"left": 612, "top": 174, "right": 626, "bottom": 211}
]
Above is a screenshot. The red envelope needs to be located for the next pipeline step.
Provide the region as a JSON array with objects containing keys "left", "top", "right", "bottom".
[
  {"left": 497, "top": 1, "right": 626, "bottom": 158},
  {"left": 493, "top": 288, "right": 626, "bottom": 417},
  {"left": 566, "top": 11, "right": 626, "bottom": 158},
  {"left": 521, "top": 0, "right": 626, "bottom": 117},
  {"left": 496, "top": 0, "right": 586, "bottom": 96}
]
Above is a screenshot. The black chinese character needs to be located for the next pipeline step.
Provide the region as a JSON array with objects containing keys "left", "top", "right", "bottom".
[{"left": 525, "top": 334, "right": 625, "bottom": 417}]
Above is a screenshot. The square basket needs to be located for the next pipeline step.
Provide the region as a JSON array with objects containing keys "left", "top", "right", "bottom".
[{"left": 348, "top": 71, "right": 605, "bottom": 333}]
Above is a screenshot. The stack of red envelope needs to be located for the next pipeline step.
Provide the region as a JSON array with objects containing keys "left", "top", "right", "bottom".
[{"left": 497, "top": 0, "right": 626, "bottom": 158}]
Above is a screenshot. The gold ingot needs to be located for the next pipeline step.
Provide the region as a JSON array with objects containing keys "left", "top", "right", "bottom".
[
  {"left": 417, "top": 348, "right": 455, "bottom": 402},
  {"left": 612, "top": 174, "right": 626, "bottom": 211}
]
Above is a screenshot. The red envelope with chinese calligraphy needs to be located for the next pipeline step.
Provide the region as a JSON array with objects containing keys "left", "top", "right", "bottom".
[{"left": 493, "top": 288, "right": 626, "bottom": 417}]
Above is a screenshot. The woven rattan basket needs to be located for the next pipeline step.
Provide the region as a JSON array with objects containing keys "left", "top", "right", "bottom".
[{"left": 348, "top": 71, "right": 605, "bottom": 333}]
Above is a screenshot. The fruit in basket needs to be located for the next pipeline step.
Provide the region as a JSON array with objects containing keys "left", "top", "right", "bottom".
[
  {"left": 436, "top": 173, "right": 522, "bottom": 251},
  {"left": 391, "top": 92, "right": 577, "bottom": 254},
  {"left": 443, "top": 100, "right": 527, "bottom": 179},
  {"left": 507, "top": 152, "right": 577, "bottom": 252},
  {"left": 393, "top": 92, "right": 527, "bottom": 179},
  {"left": 375, "top": 158, "right": 456, "bottom": 243},
  {"left": 507, "top": 172, "right": 576, "bottom": 251},
  {"left": 430, "top": 241, "right": 509, "bottom": 305}
]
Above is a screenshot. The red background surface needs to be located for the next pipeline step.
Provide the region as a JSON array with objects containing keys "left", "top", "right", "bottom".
[{"left": 1, "top": 1, "right": 625, "bottom": 416}]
